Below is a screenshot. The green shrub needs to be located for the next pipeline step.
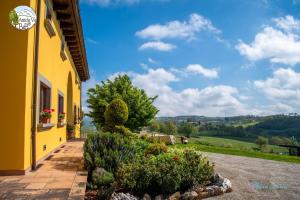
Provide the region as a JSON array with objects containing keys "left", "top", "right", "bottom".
[
  {"left": 104, "top": 98, "right": 128, "bottom": 127},
  {"left": 145, "top": 143, "right": 168, "bottom": 156},
  {"left": 84, "top": 132, "right": 147, "bottom": 173},
  {"left": 114, "top": 125, "right": 131, "bottom": 135},
  {"left": 145, "top": 136, "right": 159, "bottom": 143},
  {"left": 180, "top": 150, "right": 214, "bottom": 190},
  {"left": 92, "top": 168, "right": 115, "bottom": 188},
  {"left": 117, "top": 150, "right": 214, "bottom": 194}
]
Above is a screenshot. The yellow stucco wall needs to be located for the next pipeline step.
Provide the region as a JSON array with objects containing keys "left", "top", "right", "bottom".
[
  {"left": 24, "top": 0, "right": 82, "bottom": 169},
  {"left": 1, "top": 0, "right": 82, "bottom": 172},
  {"left": 0, "top": 0, "right": 30, "bottom": 171}
]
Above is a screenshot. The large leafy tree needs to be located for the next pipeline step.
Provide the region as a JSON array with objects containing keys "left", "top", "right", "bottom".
[
  {"left": 178, "top": 123, "right": 197, "bottom": 138},
  {"left": 87, "top": 75, "right": 159, "bottom": 131}
]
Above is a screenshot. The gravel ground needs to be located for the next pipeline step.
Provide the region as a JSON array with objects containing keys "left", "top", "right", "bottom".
[{"left": 203, "top": 152, "right": 300, "bottom": 200}]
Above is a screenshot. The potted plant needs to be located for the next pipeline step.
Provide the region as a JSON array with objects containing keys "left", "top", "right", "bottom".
[
  {"left": 40, "top": 109, "right": 54, "bottom": 124},
  {"left": 58, "top": 112, "right": 65, "bottom": 123},
  {"left": 67, "top": 124, "right": 75, "bottom": 139}
]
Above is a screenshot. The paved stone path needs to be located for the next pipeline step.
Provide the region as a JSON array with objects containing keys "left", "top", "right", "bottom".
[
  {"left": 203, "top": 152, "right": 300, "bottom": 200},
  {"left": 0, "top": 140, "right": 87, "bottom": 200}
]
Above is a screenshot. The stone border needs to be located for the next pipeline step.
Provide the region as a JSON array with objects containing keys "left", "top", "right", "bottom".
[{"left": 110, "top": 174, "right": 232, "bottom": 200}]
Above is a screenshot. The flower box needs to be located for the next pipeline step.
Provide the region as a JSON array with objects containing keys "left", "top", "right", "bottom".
[
  {"left": 57, "top": 121, "right": 66, "bottom": 128},
  {"left": 37, "top": 123, "right": 54, "bottom": 131}
]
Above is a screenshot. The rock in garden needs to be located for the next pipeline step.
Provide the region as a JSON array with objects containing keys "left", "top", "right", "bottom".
[
  {"left": 197, "top": 191, "right": 209, "bottom": 199},
  {"left": 111, "top": 192, "right": 138, "bottom": 200},
  {"left": 154, "top": 194, "right": 164, "bottom": 200},
  {"left": 94, "top": 167, "right": 106, "bottom": 174},
  {"left": 169, "top": 191, "right": 180, "bottom": 200},
  {"left": 181, "top": 191, "right": 198, "bottom": 200},
  {"left": 142, "top": 193, "right": 151, "bottom": 200},
  {"left": 205, "top": 186, "right": 223, "bottom": 196},
  {"left": 213, "top": 173, "right": 232, "bottom": 193}
]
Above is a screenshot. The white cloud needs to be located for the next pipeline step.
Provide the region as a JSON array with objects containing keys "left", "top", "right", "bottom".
[
  {"left": 136, "top": 13, "right": 220, "bottom": 41},
  {"left": 109, "top": 68, "right": 251, "bottom": 116},
  {"left": 254, "top": 68, "right": 300, "bottom": 108},
  {"left": 186, "top": 64, "right": 218, "bottom": 78},
  {"left": 148, "top": 57, "right": 158, "bottom": 64},
  {"left": 236, "top": 27, "right": 300, "bottom": 65},
  {"left": 139, "top": 41, "right": 176, "bottom": 51},
  {"left": 236, "top": 15, "right": 300, "bottom": 65},
  {"left": 273, "top": 15, "right": 300, "bottom": 33},
  {"left": 86, "top": 38, "right": 99, "bottom": 45},
  {"left": 140, "top": 63, "right": 149, "bottom": 70}
]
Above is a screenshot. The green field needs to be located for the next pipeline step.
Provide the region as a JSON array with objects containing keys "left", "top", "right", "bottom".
[
  {"left": 188, "top": 136, "right": 289, "bottom": 153},
  {"left": 172, "top": 136, "right": 300, "bottom": 164}
]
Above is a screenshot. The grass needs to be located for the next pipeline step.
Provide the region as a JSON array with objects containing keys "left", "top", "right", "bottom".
[
  {"left": 188, "top": 136, "right": 289, "bottom": 154},
  {"left": 233, "top": 120, "right": 259, "bottom": 128},
  {"left": 172, "top": 136, "right": 300, "bottom": 164}
]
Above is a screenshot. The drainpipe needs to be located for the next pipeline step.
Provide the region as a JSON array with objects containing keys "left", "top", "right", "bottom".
[{"left": 31, "top": 0, "right": 41, "bottom": 171}]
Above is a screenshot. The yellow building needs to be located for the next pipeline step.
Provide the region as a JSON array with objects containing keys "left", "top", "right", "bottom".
[{"left": 0, "top": 0, "right": 89, "bottom": 175}]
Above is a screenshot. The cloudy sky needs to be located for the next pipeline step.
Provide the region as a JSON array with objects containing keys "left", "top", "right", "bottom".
[{"left": 80, "top": 0, "right": 300, "bottom": 117}]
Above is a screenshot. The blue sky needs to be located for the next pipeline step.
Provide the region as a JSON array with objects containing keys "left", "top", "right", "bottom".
[{"left": 80, "top": 0, "right": 300, "bottom": 117}]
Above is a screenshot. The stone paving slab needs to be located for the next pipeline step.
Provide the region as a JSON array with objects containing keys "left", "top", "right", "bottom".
[
  {"left": 203, "top": 152, "right": 300, "bottom": 200},
  {"left": 0, "top": 141, "right": 87, "bottom": 200}
]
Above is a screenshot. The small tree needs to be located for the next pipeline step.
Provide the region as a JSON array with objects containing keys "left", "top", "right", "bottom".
[
  {"left": 270, "top": 136, "right": 283, "bottom": 145},
  {"left": 104, "top": 99, "right": 129, "bottom": 134},
  {"left": 162, "top": 121, "right": 177, "bottom": 135},
  {"left": 178, "top": 123, "right": 197, "bottom": 138},
  {"left": 87, "top": 75, "right": 158, "bottom": 131},
  {"left": 256, "top": 136, "right": 268, "bottom": 150},
  {"left": 149, "top": 120, "right": 160, "bottom": 132}
]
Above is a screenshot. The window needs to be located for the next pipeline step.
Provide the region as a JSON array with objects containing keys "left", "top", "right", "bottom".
[
  {"left": 58, "top": 94, "right": 64, "bottom": 115},
  {"left": 39, "top": 83, "right": 51, "bottom": 123},
  {"left": 44, "top": 0, "right": 56, "bottom": 37},
  {"left": 78, "top": 107, "right": 81, "bottom": 122},
  {"left": 74, "top": 105, "right": 77, "bottom": 124}
]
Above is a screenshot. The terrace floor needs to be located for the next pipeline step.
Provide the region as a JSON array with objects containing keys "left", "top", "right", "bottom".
[{"left": 0, "top": 140, "right": 87, "bottom": 200}]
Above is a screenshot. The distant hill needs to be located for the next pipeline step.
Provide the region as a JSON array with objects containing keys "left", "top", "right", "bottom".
[
  {"left": 157, "top": 114, "right": 300, "bottom": 140},
  {"left": 157, "top": 115, "right": 261, "bottom": 124},
  {"left": 248, "top": 115, "right": 300, "bottom": 138}
]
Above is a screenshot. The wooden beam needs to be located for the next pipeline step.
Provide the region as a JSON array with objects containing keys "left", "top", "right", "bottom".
[
  {"left": 68, "top": 46, "right": 79, "bottom": 51},
  {"left": 65, "top": 36, "right": 77, "bottom": 41},
  {"left": 60, "top": 21, "right": 73, "bottom": 28},
  {"left": 53, "top": 3, "right": 69, "bottom": 11},
  {"left": 73, "top": 58, "right": 82, "bottom": 62},
  {"left": 67, "top": 41, "right": 78, "bottom": 46},
  {"left": 70, "top": 50, "right": 80, "bottom": 54},
  {"left": 63, "top": 29, "right": 75, "bottom": 35},
  {"left": 56, "top": 13, "right": 71, "bottom": 20}
]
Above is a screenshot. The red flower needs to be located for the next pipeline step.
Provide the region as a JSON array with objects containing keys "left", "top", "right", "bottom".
[{"left": 173, "top": 156, "right": 179, "bottom": 161}]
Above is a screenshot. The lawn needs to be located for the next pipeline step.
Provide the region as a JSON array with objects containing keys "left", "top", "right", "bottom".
[
  {"left": 172, "top": 136, "right": 300, "bottom": 164},
  {"left": 188, "top": 136, "right": 289, "bottom": 153}
]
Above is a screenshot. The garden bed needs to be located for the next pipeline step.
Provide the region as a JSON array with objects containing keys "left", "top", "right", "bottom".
[
  {"left": 85, "top": 173, "right": 232, "bottom": 200},
  {"left": 83, "top": 132, "right": 232, "bottom": 200}
]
